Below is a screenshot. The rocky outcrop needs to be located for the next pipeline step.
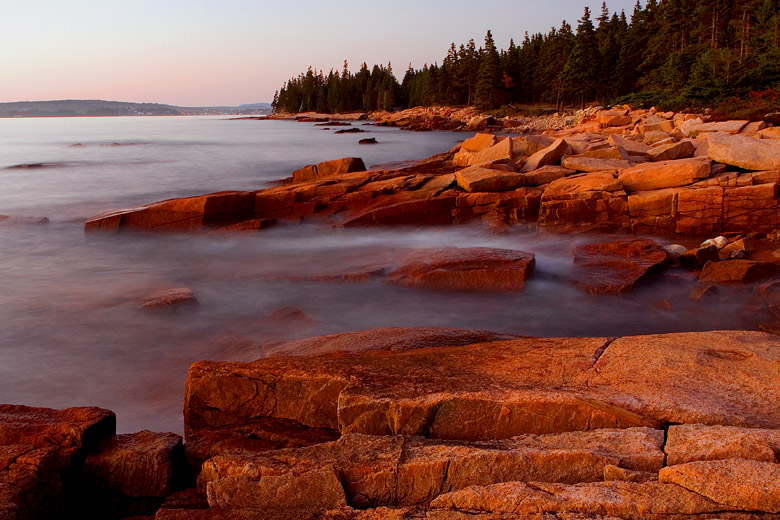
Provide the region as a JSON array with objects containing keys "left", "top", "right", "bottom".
[
  {"left": 571, "top": 238, "right": 668, "bottom": 294},
  {"left": 292, "top": 157, "right": 367, "bottom": 183},
  {"left": 384, "top": 248, "right": 535, "bottom": 292}
]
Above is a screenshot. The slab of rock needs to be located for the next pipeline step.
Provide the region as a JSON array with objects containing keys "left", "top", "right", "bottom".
[
  {"left": 560, "top": 156, "right": 631, "bottom": 173},
  {"left": 675, "top": 187, "right": 724, "bottom": 235},
  {"left": 724, "top": 183, "right": 780, "bottom": 233},
  {"left": 618, "top": 158, "right": 711, "bottom": 192},
  {"left": 84, "top": 191, "right": 256, "bottom": 233},
  {"left": 454, "top": 167, "right": 524, "bottom": 192},
  {"left": 513, "top": 135, "right": 555, "bottom": 156},
  {"left": 0, "top": 404, "right": 115, "bottom": 458},
  {"left": 627, "top": 188, "right": 678, "bottom": 234},
  {"left": 691, "top": 120, "right": 750, "bottom": 136},
  {"left": 0, "top": 445, "right": 65, "bottom": 520},
  {"left": 571, "top": 238, "right": 668, "bottom": 294},
  {"left": 185, "top": 330, "right": 780, "bottom": 447},
  {"left": 468, "top": 137, "right": 516, "bottom": 167},
  {"left": 83, "top": 430, "right": 185, "bottom": 517},
  {"left": 648, "top": 140, "right": 696, "bottom": 162},
  {"left": 521, "top": 137, "right": 569, "bottom": 172},
  {"left": 521, "top": 165, "right": 574, "bottom": 186},
  {"left": 137, "top": 288, "right": 198, "bottom": 311},
  {"left": 542, "top": 172, "right": 623, "bottom": 197},
  {"left": 708, "top": 132, "right": 780, "bottom": 171},
  {"left": 609, "top": 135, "right": 651, "bottom": 157},
  {"left": 699, "top": 260, "right": 780, "bottom": 284},
  {"left": 292, "top": 157, "right": 366, "bottom": 183},
  {"left": 429, "top": 480, "right": 731, "bottom": 517},
  {"left": 384, "top": 247, "right": 535, "bottom": 292},
  {"left": 341, "top": 194, "right": 457, "bottom": 226},
  {"left": 666, "top": 424, "right": 780, "bottom": 465},
  {"left": 659, "top": 458, "right": 780, "bottom": 513},
  {"left": 200, "top": 429, "right": 664, "bottom": 512}
]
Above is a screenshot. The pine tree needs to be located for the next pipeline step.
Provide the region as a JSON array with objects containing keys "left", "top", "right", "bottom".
[
  {"left": 474, "top": 30, "right": 502, "bottom": 109},
  {"left": 562, "top": 8, "right": 600, "bottom": 107}
]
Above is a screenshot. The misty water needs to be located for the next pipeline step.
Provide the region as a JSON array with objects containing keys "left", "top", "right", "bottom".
[{"left": 0, "top": 116, "right": 767, "bottom": 434}]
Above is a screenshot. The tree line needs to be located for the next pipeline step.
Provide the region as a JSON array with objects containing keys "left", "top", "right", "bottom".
[{"left": 272, "top": 0, "right": 780, "bottom": 114}]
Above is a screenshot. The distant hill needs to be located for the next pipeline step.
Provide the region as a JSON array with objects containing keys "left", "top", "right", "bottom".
[{"left": 0, "top": 99, "right": 272, "bottom": 118}]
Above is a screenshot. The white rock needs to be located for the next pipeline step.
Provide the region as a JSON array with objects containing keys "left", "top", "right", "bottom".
[
  {"left": 664, "top": 244, "right": 688, "bottom": 258},
  {"left": 700, "top": 236, "right": 729, "bottom": 249}
]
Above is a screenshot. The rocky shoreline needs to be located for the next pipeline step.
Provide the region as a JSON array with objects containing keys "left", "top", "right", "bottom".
[
  {"left": 7, "top": 106, "right": 780, "bottom": 518},
  {"left": 4, "top": 328, "right": 780, "bottom": 518}
]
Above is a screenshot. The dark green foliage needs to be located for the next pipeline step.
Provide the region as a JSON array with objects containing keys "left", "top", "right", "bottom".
[{"left": 272, "top": 1, "right": 780, "bottom": 115}]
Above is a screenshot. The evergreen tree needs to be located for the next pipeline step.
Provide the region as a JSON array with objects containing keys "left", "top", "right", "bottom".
[
  {"left": 562, "top": 7, "right": 600, "bottom": 107},
  {"left": 474, "top": 30, "right": 503, "bottom": 109}
]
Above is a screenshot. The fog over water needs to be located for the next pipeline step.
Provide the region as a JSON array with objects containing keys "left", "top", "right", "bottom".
[{"left": 0, "top": 116, "right": 766, "bottom": 434}]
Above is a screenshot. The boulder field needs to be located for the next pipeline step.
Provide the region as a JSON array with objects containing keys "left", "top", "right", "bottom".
[
  {"left": 6, "top": 328, "right": 780, "bottom": 518},
  {"left": 85, "top": 107, "right": 780, "bottom": 237}
]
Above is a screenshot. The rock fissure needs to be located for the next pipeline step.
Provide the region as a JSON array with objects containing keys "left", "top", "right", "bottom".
[{"left": 588, "top": 336, "right": 619, "bottom": 372}]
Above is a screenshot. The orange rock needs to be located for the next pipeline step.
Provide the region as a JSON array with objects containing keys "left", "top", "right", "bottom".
[
  {"left": 521, "top": 137, "right": 569, "bottom": 172},
  {"left": 659, "top": 459, "right": 780, "bottom": 513},
  {"left": 699, "top": 260, "right": 780, "bottom": 284},
  {"left": 560, "top": 156, "right": 631, "bottom": 173},
  {"left": 454, "top": 167, "right": 524, "bottom": 193},
  {"left": 675, "top": 187, "right": 724, "bottom": 235},
  {"left": 627, "top": 188, "right": 678, "bottom": 234},
  {"left": 571, "top": 238, "right": 668, "bottom": 294},
  {"left": 665, "top": 424, "right": 780, "bottom": 466},
  {"left": 291, "top": 157, "right": 366, "bottom": 183},
  {"left": 522, "top": 165, "right": 574, "bottom": 186},
  {"left": 341, "top": 195, "right": 456, "bottom": 226},
  {"left": 539, "top": 173, "right": 628, "bottom": 230},
  {"left": 199, "top": 429, "right": 664, "bottom": 511},
  {"left": 185, "top": 330, "right": 780, "bottom": 446},
  {"left": 137, "top": 288, "right": 198, "bottom": 311},
  {"left": 84, "top": 191, "right": 256, "bottom": 233},
  {"left": 618, "top": 158, "right": 711, "bottom": 192},
  {"left": 0, "top": 444, "right": 65, "bottom": 519},
  {"left": 542, "top": 172, "right": 623, "bottom": 198},
  {"left": 708, "top": 132, "right": 780, "bottom": 171},
  {"left": 724, "top": 183, "right": 780, "bottom": 233},
  {"left": 384, "top": 247, "right": 535, "bottom": 292},
  {"left": 429, "top": 480, "right": 730, "bottom": 517},
  {"left": 648, "top": 140, "right": 696, "bottom": 162}
]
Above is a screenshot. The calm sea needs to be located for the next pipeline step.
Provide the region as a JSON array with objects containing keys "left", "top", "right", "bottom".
[{"left": 0, "top": 116, "right": 762, "bottom": 434}]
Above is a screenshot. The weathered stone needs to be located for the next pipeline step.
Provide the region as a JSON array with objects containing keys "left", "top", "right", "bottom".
[
  {"left": 666, "top": 424, "right": 780, "bottom": 466},
  {"left": 699, "top": 260, "right": 780, "bottom": 284},
  {"left": 539, "top": 173, "right": 628, "bottom": 230},
  {"left": 690, "top": 284, "right": 720, "bottom": 301},
  {"left": 618, "top": 158, "right": 711, "bottom": 192},
  {"left": 0, "top": 445, "right": 64, "bottom": 520},
  {"left": 680, "top": 245, "right": 720, "bottom": 269},
  {"left": 185, "top": 330, "right": 780, "bottom": 447},
  {"left": 200, "top": 429, "right": 664, "bottom": 511},
  {"left": 512, "top": 135, "right": 555, "bottom": 156},
  {"left": 454, "top": 167, "right": 524, "bottom": 193},
  {"left": 85, "top": 191, "right": 256, "bottom": 233},
  {"left": 292, "top": 157, "right": 366, "bottom": 183},
  {"left": 84, "top": 430, "right": 184, "bottom": 499},
  {"left": 384, "top": 248, "right": 535, "bottom": 292},
  {"left": 627, "top": 188, "right": 678, "bottom": 234},
  {"left": 468, "top": 137, "right": 516, "bottom": 167},
  {"left": 659, "top": 459, "right": 780, "bottom": 513},
  {"left": 599, "top": 111, "right": 633, "bottom": 127},
  {"left": 648, "top": 140, "right": 696, "bottom": 162},
  {"left": 560, "top": 156, "right": 631, "bottom": 173},
  {"left": 724, "top": 183, "right": 780, "bottom": 233},
  {"left": 429, "top": 480, "right": 731, "bottom": 517},
  {"left": 521, "top": 138, "right": 569, "bottom": 172},
  {"left": 341, "top": 195, "right": 456, "bottom": 226},
  {"left": 137, "top": 288, "right": 198, "bottom": 311},
  {"left": 522, "top": 165, "right": 575, "bottom": 186},
  {"left": 542, "top": 173, "right": 623, "bottom": 198},
  {"left": 709, "top": 132, "right": 780, "bottom": 171},
  {"left": 571, "top": 238, "right": 668, "bottom": 294},
  {"left": 603, "top": 464, "right": 658, "bottom": 483},
  {"left": 676, "top": 187, "right": 724, "bottom": 236},
  {"left": 0, "top": 404, "right": 115, "bottom": 458},
  {"left": 691, "top": 120, "right": 750, "bottom": 136},
  {"left": 609, "top": 135, "right": 650, "bottom": 157}
]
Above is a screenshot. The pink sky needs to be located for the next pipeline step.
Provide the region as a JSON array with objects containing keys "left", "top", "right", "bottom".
[{"left": 2, "top": 0, "right": 641, "bottom": 106}]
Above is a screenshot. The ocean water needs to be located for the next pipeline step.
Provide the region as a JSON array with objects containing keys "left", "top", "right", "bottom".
[{"left": 0, "top": 116, "right": 766, "bottom": 434}]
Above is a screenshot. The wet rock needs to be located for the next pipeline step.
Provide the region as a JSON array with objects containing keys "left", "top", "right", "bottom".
[
  {"left": 267, "top": 307, "right": 316, "bottom": 326},
  {"left": 708, "top": 132, "right": 780, "bottom": 170},
  {"left": 699, "top": 260, "right": 780, "bottom": 284},
  {"left": 659, "top": 459, "right": 780, "bottom": 513},
  {"left": 358, "top": 138, "right": 377, "bottom": 144},
  {"left": 341, "top": 194, "right": 457, "bottom": 226},
  {"left": 571, "top": 238, "right": 668, "bottom": 294},
  {"left": 85, "top": 191, "right": 256, "bottom": 233},
  {"left": 334, "top": 128, "right": 365, "bottom": 134},
  {"left": 618, "top": 158, "right": 712, "bottom": 192},
  {"left": 384, "top": 247, "right": 535, "bottom": 292},
  {"left": 291, "top": 157, "right": 366, "bottom": 183},
  {"left": 689, "top": 284, "right": 720, "bottom": 301},
  {"left": 664, "top": 244, "right": 688, "bottom": 258},
  {"left": 211, "top": 218, "right": 276, "bottom": 233},
  {"left": 665, "top": 424, "right": 780, "bottom": 465},
  {"left": 137, "top": 288, "right": 199, "bottom": 311},
  {"left": 0, "top": 445, "right": 65, "bottom": 520},
  {"left": 454, "top": 167, "right": 524, "bottom": 193},
  {"left": 83, "top": 430, "right": 185, "bottom": 517},
  {"left": 679, "top": 246, "right": 720, "bottom": 269},
  {"left": 200, "top": 429, "right": 663, "bottom": 511},
  {"left": 701, "top": 236, "right": 729, "bottom": 249},
  {"left": 521, "top": 137, "right": 569, "bottom": 172}
]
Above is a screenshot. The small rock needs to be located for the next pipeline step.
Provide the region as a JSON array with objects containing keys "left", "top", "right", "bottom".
[
  {"left": 700, "top": 236, "right": 729, "bottom": 249},
  {"left": 679, "top": 246, "right": 720, "bottom": 269},
  {"left": 663, "top": 244, "right": 687, "bottom": 259},
  {"left": 334, "top": 128, "right": 364, "bottom": 134},
  {"left": 690, "top": 284, "right": 720, "bottom": 301},
  {"left": 137, "top": 288, "right": 198, "bottom": 311},
  {"left": 358, "top": 138, "right": 377, "bottom": 144},
  {"left": 699, "top": 260, "right": 780, "bottom": 284}
]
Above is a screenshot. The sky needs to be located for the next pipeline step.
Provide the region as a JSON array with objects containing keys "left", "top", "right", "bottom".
[{"left": 1, "top": 0, "right": 642, "bottom": 106}]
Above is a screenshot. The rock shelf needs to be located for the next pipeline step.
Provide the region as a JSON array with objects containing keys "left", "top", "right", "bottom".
[{"left": 4, "top": 328, "right": 780, "bottom": 518}]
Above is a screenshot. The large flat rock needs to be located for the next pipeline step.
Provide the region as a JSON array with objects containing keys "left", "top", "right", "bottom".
[
  {"left": 199, "top": 429, "right": 664, "bottom": 510},
  {"left": 709, "top": 132, "right": 780, "bottom": 170},
  {"left": 618, "top": 158, "right": 711, "bottom": 192},
  {"left": 185, "top": 330, "right": 780, "bottom": 446}
]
